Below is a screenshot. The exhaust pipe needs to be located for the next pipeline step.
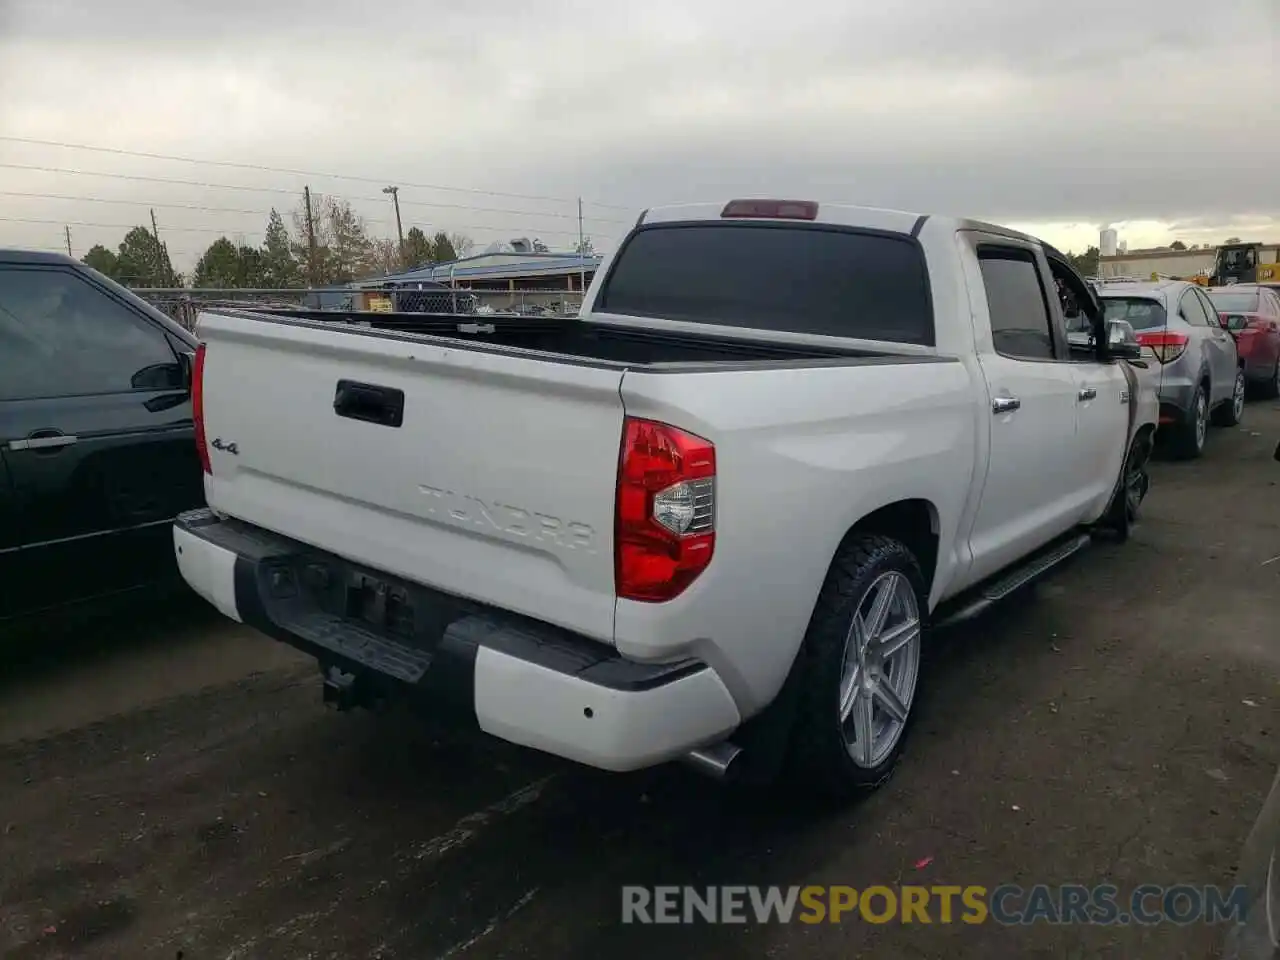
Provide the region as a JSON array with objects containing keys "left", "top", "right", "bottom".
[{"left": 681, "top": 741, "right": 743, "bottom": 781}]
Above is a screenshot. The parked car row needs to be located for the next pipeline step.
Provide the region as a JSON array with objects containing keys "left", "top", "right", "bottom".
[
  {"left": 1089, "top": 279, "right": 1274, "bottom": 458},
  {"left": 0, "top": 220, "right": 1265, "bottom": 797}
]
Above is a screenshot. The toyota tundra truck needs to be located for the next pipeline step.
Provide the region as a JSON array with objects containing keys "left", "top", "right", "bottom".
[{"left": 173, "top": 200, "right": 1158, "bottom": 798}]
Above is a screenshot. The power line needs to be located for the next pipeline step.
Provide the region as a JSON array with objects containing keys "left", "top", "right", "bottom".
[
  {"left": 0, "top": 172, "right": 629, "bottom": 225},
  {"left": 0, "top": 162, "right": 304, "bottom": 197},
  {"left": 0, "top": 134, "right": 634, "bottom": 210},
  {"left": 0, "top": 190, "right": 271, "bottom": 217}
]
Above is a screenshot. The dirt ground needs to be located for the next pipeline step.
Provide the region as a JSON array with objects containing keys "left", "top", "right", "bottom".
[{"left": 2, "top": 407, "right": 1279, "bottom": 960}]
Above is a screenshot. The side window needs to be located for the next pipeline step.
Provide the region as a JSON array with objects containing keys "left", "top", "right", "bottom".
[
  {"left": 1195, "top": 288, "right": 1223, "bottom": 327},
  {"left": 978, "top": 248, "right": 1055, "bottom": 361},
  {"left": 1179, "top": 290, "right": 1209, "bottom": 326},
  {"left": 0, "top": 267, "right": 179, "bottom": 401}
]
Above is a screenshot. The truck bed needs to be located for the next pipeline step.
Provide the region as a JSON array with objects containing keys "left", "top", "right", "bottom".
[{"left": 240, "top": 308, "right": 921, "bottom": 369}]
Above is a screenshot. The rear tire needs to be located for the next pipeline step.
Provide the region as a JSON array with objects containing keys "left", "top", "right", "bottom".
[
  {"left": 1171, "top": 383, "right": 1209, "bottom": 460},
  {"left": 1211, "top": 368, "right": 1245, "bottom": 427},
  {"left": 786, "top": 535, "right": 927, "bottom": 803}
]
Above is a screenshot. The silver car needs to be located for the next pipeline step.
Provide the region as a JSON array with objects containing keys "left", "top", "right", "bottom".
[{"left": 1096, "top": 280, "right": 1244, "bottom": 459}]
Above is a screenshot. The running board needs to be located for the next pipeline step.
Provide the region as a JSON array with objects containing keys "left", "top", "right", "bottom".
[{"left": 932, "top": 532, "right": 1093, "bottom": 629}]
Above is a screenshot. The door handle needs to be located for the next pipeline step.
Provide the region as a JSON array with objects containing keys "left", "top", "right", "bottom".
[
  {"left": 992, "top": 395, "right": 1021, "bottom": 414},
  {"left": 1077, "top": 386, "right": 1098, "bottom": 402},
  {"left": 6, "top": 433, "right": 79, "bottom": 452},
  {"left": 333, "top": 380, "right": 405, "bottom": 428}
]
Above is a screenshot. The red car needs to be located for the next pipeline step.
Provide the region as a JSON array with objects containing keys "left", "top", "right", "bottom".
[{"left": 1207, "top": 285, "right": 1280, "bottom": 398}]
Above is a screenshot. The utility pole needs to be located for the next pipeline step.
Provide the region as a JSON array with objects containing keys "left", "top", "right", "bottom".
[
  {"left": 149, "top": 209, "right": 171, "bottom": 286},
  {"left": 577, "top": 197, "right": 586, "bottom": 294},
  {"left": 303, "top": 186, "right": 317, "bottom": 287},
  {"left": 64, "top": 225, "right": 72, "bottom": 257},
  {"left": 383, "top": 186, "right": 405, "bottom": 269}
]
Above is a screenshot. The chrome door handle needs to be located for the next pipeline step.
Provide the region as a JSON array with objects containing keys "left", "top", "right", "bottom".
[
  {"left": 7, "top": 434, "right": 78, "bottom": 451},
  {"left": 1077, "top": 387, "right": 1097, "bottom": 401},
  {"left": 992, "top": 396, "right": 1021, "bottom": 414}
]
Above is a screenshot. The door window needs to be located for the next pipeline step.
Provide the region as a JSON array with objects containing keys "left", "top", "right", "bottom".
[
  {"left": 0, "top": 267, "right": 179, "bottom": 401},
  {"left": 1179, "top": 289, "right": 1211, "bottom": 326},
  {"left": 978, "top": 248, "right": 1056, "bottom": 360},
  {"left": 1194, "top": 288, "right": 1224, "bottom": 326}
]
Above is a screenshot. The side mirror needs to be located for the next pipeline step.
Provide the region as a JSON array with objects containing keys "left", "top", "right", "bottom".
[
  {"left": 1106, "top": 319, "right": 1143, "bottom": 361},
  {"left": 131, "top": 360, "right": 187, "bottom": 391}
]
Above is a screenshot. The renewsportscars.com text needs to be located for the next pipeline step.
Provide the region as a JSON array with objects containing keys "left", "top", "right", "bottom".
[{"left": 621, "top": 884, "right": 1251, "bottom": 926}]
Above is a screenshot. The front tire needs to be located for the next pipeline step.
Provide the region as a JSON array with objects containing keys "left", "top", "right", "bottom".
[
  {"left": 787, "top": 535, "right": 927, "bottom": 802},
  {"left": 1098, "top": 431, "right": 1153, "bottom": 542},
  {"left": 1172, "top": 383, "right": 1209, "bottom": 460},
  {"left": 1212, "top": 368, "right": 1245, "bottom": 427}
]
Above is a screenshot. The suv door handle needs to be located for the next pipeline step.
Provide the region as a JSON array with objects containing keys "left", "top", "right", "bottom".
[
  {"left": 1077, "top": 386, "right": 1097, "bottom": 401},
  {"left": 6, "top": 432, "right": 78, "bottom": 452},
  {"left": 992, "top": 395, "right": 1021, "bottom": 414}
]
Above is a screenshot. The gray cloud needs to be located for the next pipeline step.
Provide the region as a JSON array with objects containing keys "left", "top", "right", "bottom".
[{"left": 0, "top": 0, "right": 1275, "bottom": 264}]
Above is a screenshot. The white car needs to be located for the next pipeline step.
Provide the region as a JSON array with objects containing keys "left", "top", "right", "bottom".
[{"left": 173, "top": 200, "right": 1158, "bottom": 799}]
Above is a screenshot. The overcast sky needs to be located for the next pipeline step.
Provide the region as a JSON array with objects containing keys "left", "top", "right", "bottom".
[{"left": 0, "top": 0, "right": 1275, "bottom": 272}]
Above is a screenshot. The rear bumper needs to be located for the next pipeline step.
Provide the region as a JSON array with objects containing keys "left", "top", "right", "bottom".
[{"left": 173, "top": 509, "right": 740, "bottom": 771}]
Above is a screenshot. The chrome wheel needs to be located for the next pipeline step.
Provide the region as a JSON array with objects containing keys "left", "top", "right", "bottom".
[
  {"left": 1194, "top": 389, "right": 1208, "bottom": 450},
  {"left": 837, "top": 571, "right": 921, "bottom": 769},
  {"left": 1233, "top": 371, "right": 1246, "bottom": 420}
]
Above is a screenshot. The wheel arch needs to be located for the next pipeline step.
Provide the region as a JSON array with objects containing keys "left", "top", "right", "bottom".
[{"left": 835, "top": 499, "right": 941, "bottom": 597}]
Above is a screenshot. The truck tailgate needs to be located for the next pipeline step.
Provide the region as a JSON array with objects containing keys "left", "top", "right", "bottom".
[{"left": 197, "top": 312, "right": 624, "bottom": 642}]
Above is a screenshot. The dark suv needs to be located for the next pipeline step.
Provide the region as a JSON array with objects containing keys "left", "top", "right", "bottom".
[{"left": 0, "top": 250, "right": 205, "bottom": 622}]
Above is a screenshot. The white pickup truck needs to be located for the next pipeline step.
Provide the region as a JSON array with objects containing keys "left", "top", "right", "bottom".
[{"left": 175, "top": 200, "right": 1158, "bottom": 799}]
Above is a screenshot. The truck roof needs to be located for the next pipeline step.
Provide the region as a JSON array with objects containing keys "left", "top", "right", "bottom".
[
  {"left": 637, "top": 201, "right": 1040, "bottom": 245},
  {"left": 0, "top": 249, "right": 79, "bottom": 266}
]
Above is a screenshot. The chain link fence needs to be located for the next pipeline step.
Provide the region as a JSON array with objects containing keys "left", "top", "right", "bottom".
[{"left": 135, "top": 287, "right": 586, "bottom": 333}]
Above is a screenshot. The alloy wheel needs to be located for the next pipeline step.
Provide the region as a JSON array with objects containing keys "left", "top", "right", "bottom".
[
  {"left": 1195, "top": 390, "right": 1208, "bottom": 450},
  {"left": 837, "top": 571, "right": 922, "bottom": 769}
]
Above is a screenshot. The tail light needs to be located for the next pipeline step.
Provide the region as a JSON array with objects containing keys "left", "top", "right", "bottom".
[
  {"left": 615, "top": 417, "right": 715, "bottom": 602},
  {"left": 192, "top": 342, "right": 211, "bottom": 474},
  {"left": 1135, "top": 331, "right": 1188, "bottom": 364}
]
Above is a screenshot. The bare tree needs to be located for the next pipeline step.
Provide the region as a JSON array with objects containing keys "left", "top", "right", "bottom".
[
  {"left": 448, "top": 232, "right": 474, "bottom": 258},
  {"left": 291, "top": 193, "right": 376, "bottom": 284}
]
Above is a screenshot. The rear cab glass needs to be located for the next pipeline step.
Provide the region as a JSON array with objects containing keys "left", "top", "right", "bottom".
[
  {"left": 596, "top": 223, "right": 935, "bottom": 346},
  {"left": 1101, "top": 296, "right": 1168, "bottom": 331},
  {"left": 1207, "top": 291, "right": 1260, "bottom": 313}
]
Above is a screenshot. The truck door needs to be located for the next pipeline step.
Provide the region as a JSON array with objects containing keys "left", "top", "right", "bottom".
[
  {"left": 0, "top": 264, "right": 200, "bottom": 618},
  {"left": 961, "top": 240, "right": 1093, "bottom": 584}
]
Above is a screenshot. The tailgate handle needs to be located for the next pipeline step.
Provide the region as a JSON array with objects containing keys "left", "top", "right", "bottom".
[{"left": 334, "top": 380, "right": 405, "bottom": 428}]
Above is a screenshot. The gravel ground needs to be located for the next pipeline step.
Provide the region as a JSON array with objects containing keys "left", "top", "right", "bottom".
[{"left": 2, "top": 405, "right": 1278, "bottom": 960}]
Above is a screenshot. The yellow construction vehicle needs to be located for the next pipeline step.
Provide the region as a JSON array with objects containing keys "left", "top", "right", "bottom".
[{"left": 1208, "top": 242, "right": 1280, "bottom": 285}]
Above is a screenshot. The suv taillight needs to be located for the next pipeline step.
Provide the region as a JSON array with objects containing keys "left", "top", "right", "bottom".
[
  {"left": 192, "top": 342, "right": 211, "bottom": 474},
  {"left": 1135, "top": 331, "right": 1189, "bottom": 364},
  {"left": 615, "top": 417, "right": 716, "bottom": 602}
]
